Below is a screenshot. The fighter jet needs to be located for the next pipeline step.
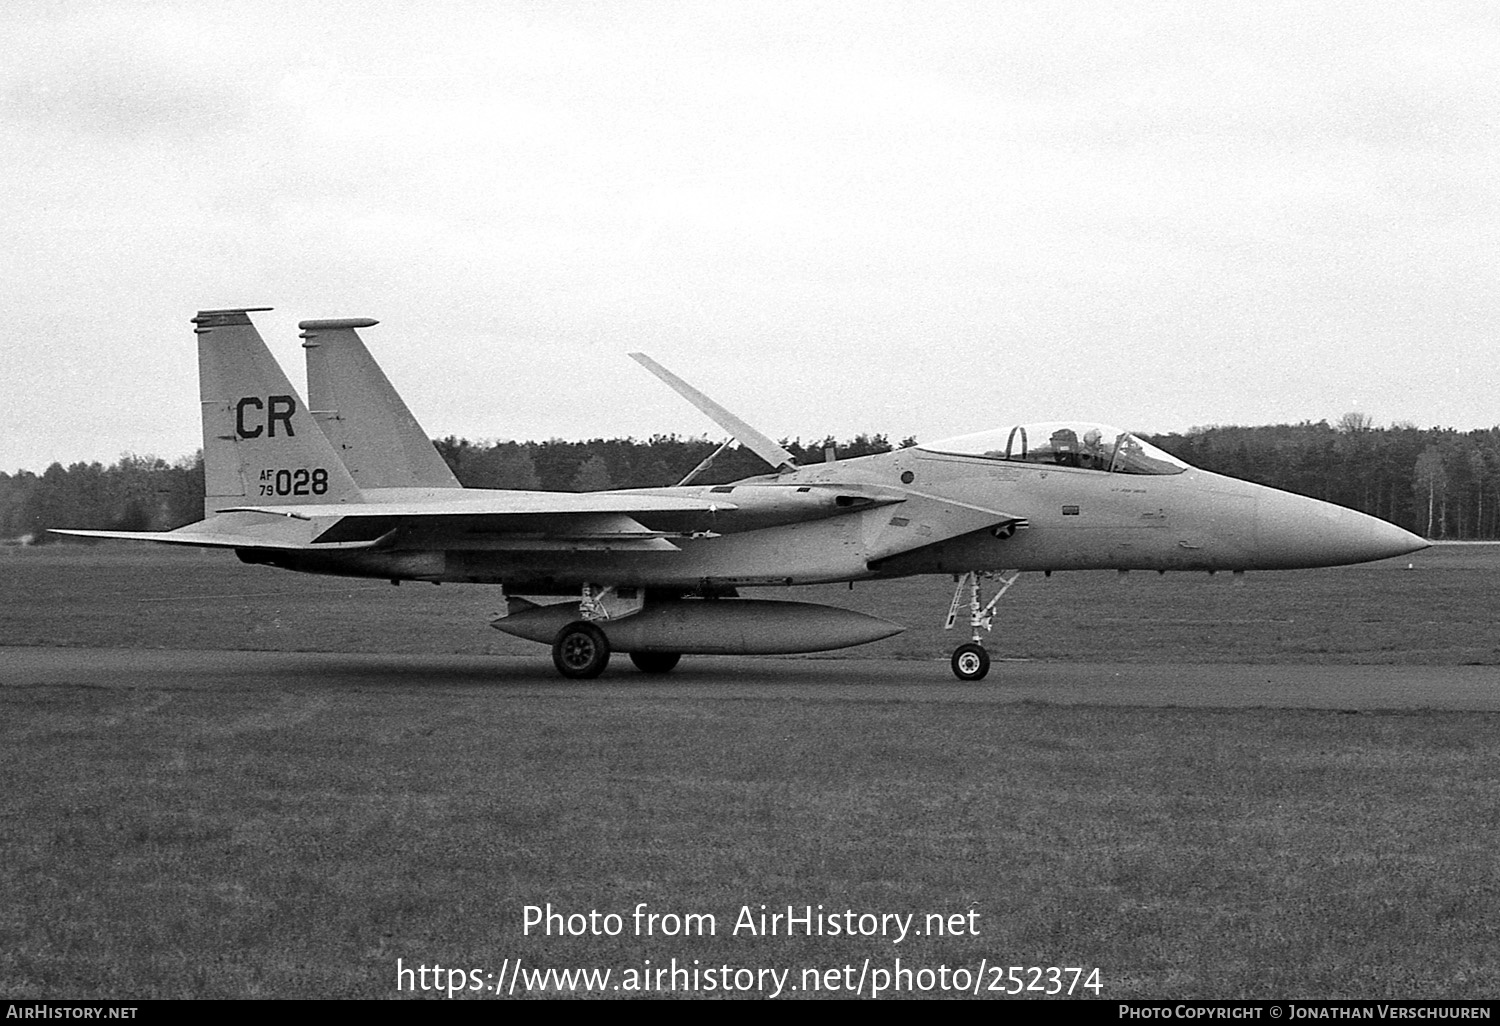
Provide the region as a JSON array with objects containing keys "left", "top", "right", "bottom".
[{"left": 54, "top": 309, "right": 1428, "bottom": 680}]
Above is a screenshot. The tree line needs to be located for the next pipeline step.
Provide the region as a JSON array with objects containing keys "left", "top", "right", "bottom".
[
  {"left": 4, "top": 419, "right": 1498, "bottom": 542},
  {"left": 1149, "top": 417, "right": 1500, "bottom": 540},
  {"left": 0, "top": 434, "right": 905, "bottom": 543}
]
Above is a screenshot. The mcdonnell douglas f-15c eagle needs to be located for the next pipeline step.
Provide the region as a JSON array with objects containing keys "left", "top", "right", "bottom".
[{"left": 55, "top": 308, "right": 1428, "bottom": 680}]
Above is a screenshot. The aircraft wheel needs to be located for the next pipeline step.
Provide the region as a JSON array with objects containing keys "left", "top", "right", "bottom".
[
  {"left": 629, "top": 651, "right": 682, "bottom": 674},
  {"left": 951, "top": 643, "right": 990, "bottom": 681},
  {"left": 553, "top": 622, "right": 611, "bottom": 679}
]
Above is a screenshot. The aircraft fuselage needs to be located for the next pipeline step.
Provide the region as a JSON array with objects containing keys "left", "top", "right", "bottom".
[{"left": 239, "top": 445, "right": 1420, "bottom": 592}]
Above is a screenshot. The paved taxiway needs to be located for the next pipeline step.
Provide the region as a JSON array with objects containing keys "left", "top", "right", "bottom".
[{"left": 3, "top": 646, "right": 1496, "bottom": 710}]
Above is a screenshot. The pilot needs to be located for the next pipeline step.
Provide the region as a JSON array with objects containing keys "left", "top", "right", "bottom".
[
  {"left": 1081, "top": 427, "right": 1106, "bottom": 470},
  {"left": 1050, "top": 427, "right": 1081, "bottom": 467}
]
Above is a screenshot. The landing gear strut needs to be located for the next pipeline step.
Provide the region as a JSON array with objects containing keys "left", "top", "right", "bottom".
[
  {"left": 548, "top": 582, "right": 645, "bottom": 679},
  {"left": 944, "top": 570, "right": 1020, "bottom": 681}
]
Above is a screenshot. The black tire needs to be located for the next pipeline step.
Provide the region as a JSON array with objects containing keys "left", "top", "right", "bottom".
[
  {"left": 553, "top": 621, "right": 611, "bottom": 679},
  {"left": 629, "top": 651, "right": 682, "bottom": 674},
  {"left": 951, "top": 643, "right": 990, "bottom": 681}
]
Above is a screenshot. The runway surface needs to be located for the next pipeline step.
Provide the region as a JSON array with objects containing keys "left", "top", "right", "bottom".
[{"left": 3, "top": 645, "right": 1496, "bottom": 710}]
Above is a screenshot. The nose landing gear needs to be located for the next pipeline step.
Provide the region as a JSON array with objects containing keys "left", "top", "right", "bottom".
[
  {"left": 944, "top": 570, "right": 1020, "bottom": 681},
  {"left": 951, "top": 642, "right": 990, "bottom": 681}
]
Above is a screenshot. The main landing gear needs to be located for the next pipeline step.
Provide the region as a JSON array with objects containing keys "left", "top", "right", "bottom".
[
  {"left": 553, "top": 621, "right": 610, "bottom": 679},
  {"left": 944, "top": 570, "right": 1020, "bottom": 681},
  {"left": 552, "top": 623, "right": 683, "bottom": 679},
  {"left": 550, "top": 583, "right": 683, "bottom": 679}
]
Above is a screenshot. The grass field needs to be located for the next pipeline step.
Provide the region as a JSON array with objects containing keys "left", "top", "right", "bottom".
[{"left": 2, "top": 544, "right": 1498, "bottom": 999}]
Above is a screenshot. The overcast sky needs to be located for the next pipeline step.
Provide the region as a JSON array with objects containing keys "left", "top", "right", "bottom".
[{"left": 2, "top": 0, "right": 1496, "bottom": 473}]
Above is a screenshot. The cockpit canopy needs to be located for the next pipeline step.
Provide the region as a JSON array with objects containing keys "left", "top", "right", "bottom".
[{"left": 920, "top": 422, "right": 1190, "bottom": 476}]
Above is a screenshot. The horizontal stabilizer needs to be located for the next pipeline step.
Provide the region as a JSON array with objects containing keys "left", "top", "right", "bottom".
[{"left": 49, "top": 524, "right": 395, "bottom": 551}]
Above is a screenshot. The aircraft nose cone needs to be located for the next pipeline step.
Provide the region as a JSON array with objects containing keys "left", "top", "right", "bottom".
[{"left": 1256, "top": 487, "right": 1429, "bottom": 568}]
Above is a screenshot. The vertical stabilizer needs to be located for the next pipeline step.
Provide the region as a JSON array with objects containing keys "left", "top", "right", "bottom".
[
  {"left": 299, "top": 318, "right": 460, "bottom": 489},
  {"left": 194, "top": 309, "right": 363, "bottom": 516}
]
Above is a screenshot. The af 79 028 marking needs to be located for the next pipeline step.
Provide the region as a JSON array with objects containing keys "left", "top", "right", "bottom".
[{"left": 256, "top": 468, "right": 329, "bottom": 497}]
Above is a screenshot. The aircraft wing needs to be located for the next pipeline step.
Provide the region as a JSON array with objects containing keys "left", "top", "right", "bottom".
[
  {"left": 53, "top": 492, "right": 736, "bottom": 553},
  {"left": 218, "top": 490, "right": 735, "bottom": 520},
  {"left": 223, "top": 491, "right": 744, "bottom": 550}
]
